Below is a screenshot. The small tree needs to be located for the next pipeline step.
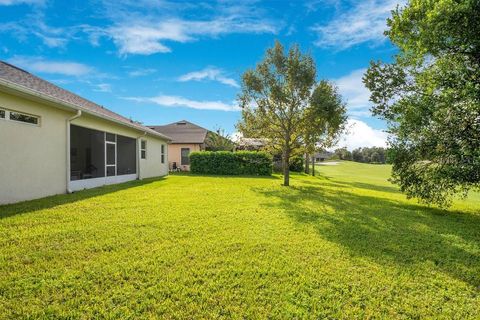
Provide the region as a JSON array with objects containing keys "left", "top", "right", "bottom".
[
  {"left": 302, "top": 80, "right": 347, "bottom": 176},
  {"left": 237, "top": 41, "right": 316, "bottom": 186},
  {"left": 334, "top": 147, "right": 352, "bottom": 161}
]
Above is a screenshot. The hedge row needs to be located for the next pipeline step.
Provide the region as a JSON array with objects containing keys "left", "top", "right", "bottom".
[{"left": 190, "top": 151, "right": 272, "bottom": 176}]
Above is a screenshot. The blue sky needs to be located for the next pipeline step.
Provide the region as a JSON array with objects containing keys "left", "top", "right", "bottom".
[{"left": 0, "top": 0, "right": 403, "bottom": 149}]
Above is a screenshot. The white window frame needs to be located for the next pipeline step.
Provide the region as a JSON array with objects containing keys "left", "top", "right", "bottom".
[
  {"left": 0, "top": 108, "right": 40, "bottom": 126},
  {"left": 161, "top": 144, "right": 165, "bottom": 164},
  {"left": 140, "top": 140, "right": 147, "bottom": 159}
]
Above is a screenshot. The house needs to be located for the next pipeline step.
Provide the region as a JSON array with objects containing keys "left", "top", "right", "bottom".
[
  {"left": 0, "top": 61, "right": 170, "bottom": 204},
  {"left": 313, "top": 151, "right": 333, "bottom": 162},
  {"left": 149, "top": 120, "right": 207, "bottom": 171},
  {"left": 235, "top": 137, "right": 268, "bottom": 151}
]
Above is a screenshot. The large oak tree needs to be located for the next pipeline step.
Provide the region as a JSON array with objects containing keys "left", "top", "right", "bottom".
[{"left": 364, "top": 0, "right": 480, "bottom": 206}]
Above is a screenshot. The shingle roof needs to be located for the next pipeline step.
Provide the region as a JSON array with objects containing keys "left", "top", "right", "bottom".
[
  {"left": 0, "top": 61, "right": 170, "bottom": 141},
  {"left": 149, "top": 120, "right": 208, "bottom": 144}
]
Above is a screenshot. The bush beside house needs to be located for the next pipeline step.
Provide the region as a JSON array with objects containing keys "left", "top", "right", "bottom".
[{"left": 190, "top": 151, "right": 272, "bottom": 176}]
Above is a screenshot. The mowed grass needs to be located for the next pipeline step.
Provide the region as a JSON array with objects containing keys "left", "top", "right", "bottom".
[{"left": 0, "top": 162, "right": 479, "bottom": 319}]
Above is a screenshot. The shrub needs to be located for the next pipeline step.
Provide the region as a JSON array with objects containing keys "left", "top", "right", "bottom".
[
  {"left": 190, "top": 151, "right": 272, "bottom": 176},
  {"left": 271, "top": 154, "right": 304, "bottom": 173},
  {"left": 289, "top": 156, "right": 304, "bottom": 172}
]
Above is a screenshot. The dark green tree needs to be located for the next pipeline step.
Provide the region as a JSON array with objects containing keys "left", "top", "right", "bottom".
[{"left": 364, "top": 0, "right": 480, "bottom": 206}]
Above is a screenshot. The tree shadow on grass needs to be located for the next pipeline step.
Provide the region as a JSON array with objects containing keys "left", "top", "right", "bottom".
[
  {"left": 299, "top": 178, "right": 401, "bottom": 195},
  {"left": 0, "top": 177, "right": 164, "bottom": 219},
  {"left": 181, "top": 173, "right": 280, "bottom": 180},
  {"left": 252, "top": 183, "right": 480, "bottom": 289},
  {"left": 304, "top": 172, "right": 401, "bottom": 194},
  {"left": 339, "top": 181, "right": 401, "bottom": 194}
]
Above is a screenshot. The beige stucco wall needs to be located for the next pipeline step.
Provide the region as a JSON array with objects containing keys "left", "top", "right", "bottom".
[
  {"left": 0, "top": 91, "right": 71, "bottom": 204},
  {"left": 0, "top": 90, "right": 168, "bottom": 204},
  {"left": 167, "top": 143, "right": 202, "bottom": 171},
  {"left": 139, "top": 135, "right": 168, "bottom": 179}
]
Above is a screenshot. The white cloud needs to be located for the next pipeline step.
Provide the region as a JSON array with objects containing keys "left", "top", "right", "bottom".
[
  {"left": 108, "top": 21, "right": 187, "bottom": 54},
  {"left": 334, "top": 119, "right": 388, "bottom": 150},
  {"left": 312, "top": 0, "right": 404, "bottom": 50},
  {"left": 1, "top": 1, "right": 279, "bottom": 54},
  {"left": 127, "top": 68, "right": 157, "bottom": 77},
  {"left": 125, "top": 95, "right": 240, "bottom": 112},
  {"left": 0, "top": 0, "right": 43, "bottom": 5},
  {"left": 178, "top": 67, "right": 239, "bottom": 88},
  {"left": 231, "top": 131, "right": 243, "bottom": 142},
  {"left": 8, "top": 57, "right": 94, "bottom": 77},
  {"left": 0, "top": 16, "right": 70, "bottom": 48},
  {"left": 106, "top": 9, "right": 278, "bottom": 55},
  {"left": 93, "top": 83, "right": 112, "bottom": 92},
  {"left": 335, "top": 68, "right": 371, "bottom": 115}
]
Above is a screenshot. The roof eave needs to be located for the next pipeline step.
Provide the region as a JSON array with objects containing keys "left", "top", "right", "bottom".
[{"left": 0, "top": 78, "right": 172, "bottom": 142}]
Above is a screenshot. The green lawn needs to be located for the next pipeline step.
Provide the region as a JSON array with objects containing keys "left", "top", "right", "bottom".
[{"left": 1, "top": 162, "right": 479, "bottom": 319}]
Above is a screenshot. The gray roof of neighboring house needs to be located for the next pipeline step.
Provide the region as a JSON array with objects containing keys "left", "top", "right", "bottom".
[
  {"left": 149, "top": 120, "right": 208, "bottom": 144},
  {"left": 314, "top": 151, "right": 333, "bottom": 158},
  {"left": 0, "top": 61, "right": 170, "bottom": 141}
]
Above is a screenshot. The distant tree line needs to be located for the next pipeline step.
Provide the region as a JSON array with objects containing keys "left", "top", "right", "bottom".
[{"left": 333, "top": 147, "right": 392, "bottom": 164}]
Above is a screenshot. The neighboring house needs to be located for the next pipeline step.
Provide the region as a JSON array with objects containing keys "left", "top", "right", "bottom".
[
  {"left": 235, "top": 137, "right": 268, "bottom": 151},
  {"left": 313, "top": 151, "right": 333, "bottom": 162},
  {"left": 149, "top": 120, "right": 208, "bottom": 171},
  {"left": 0, "top": 61, "right": 170, "bottom": 204}
]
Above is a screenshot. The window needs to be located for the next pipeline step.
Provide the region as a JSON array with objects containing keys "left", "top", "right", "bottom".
[
  {"left": 117, "top": 135, "right": 136, "bottom": 175},
  {"left": 181, "top": 148, "right": 190, "bottom": 165},
  {"left": 161, "top": 144, "right": 165, "bottom": 164},
  {"left": 9, "top": 111, "right": 39, "bottom": 125},
  {"left": 0, "top": 108, "right": 40, "bottom": 125},
  {"left": 140, "top": 140, "right": 147, "bottom": 159}
]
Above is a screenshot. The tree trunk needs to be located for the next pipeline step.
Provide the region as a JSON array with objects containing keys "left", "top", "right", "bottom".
[
  {"left": 311, "top": 155, "right": 315, "bottom": 176},
  {"left": 283, "top": 150, "right": 290, "bottom": 186},
  {"left": 304, "top": 154, "right": 310, "bottom": 174}
]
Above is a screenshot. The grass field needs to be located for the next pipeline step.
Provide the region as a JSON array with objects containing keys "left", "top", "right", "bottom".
[{"left": 1, "top": 162, "right": 479, "bottom": 318}]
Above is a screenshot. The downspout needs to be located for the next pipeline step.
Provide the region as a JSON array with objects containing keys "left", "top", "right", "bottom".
[
  {"left": 136, "top": 132, "right": 147, "bottom": 180},
  {"left": 66, "top": 110, "right": 82, "bottom": 193}
]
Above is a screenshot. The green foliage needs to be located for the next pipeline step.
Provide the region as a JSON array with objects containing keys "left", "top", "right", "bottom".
[
  {"left": 1, "top": 163, "right": 479, "bottom": 318},
  {"left": 190, "top": 151, "right": 272, "bottom": 176},
  {"left": 351, "top": 147, "right": 387, "bottom": 164},
  {"left": 333, "top": 147, "right": 352, "bottom": 161},
  {"left": 205, "top": 128, "right": 235, "bottom": 152},
  {"left": 289, "top": 156, "right": 304, "bottom": 172},
  {"left": 302, "top": 80, "right": 347, "bottom": 174},
  {"left": 237, "top": 41, "right": 347, "bottom": 185},
  {"left": 364, "top": 0, "right": 480, "bottom": 206},
  {"left": 385, "top": 148, "right": 396, "bottom": 164},
  {"left": 271, "top": 153, "right": 304, "bottom": 173}
]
